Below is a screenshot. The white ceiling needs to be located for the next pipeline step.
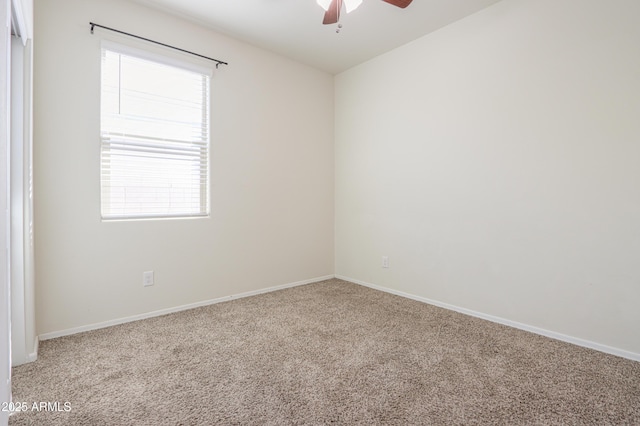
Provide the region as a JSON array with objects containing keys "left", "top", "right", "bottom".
[{"left": 132, "top": 0, "right": 503, "bottom": 74}]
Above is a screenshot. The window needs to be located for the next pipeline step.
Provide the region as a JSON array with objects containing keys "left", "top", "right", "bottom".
[{"left": 100, "top": 43, "right": 211, "bottom": 220}]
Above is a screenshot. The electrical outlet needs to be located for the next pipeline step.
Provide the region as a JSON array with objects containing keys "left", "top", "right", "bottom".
[
  {"left": 382, "top": 256, "right": 389, "bottom": 268},
  {"left": 143, "top": 271, "right": 154, "bottom": 287}
]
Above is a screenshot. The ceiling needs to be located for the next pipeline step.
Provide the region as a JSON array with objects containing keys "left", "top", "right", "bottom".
[{"left": 132, "top": 0, "right": 503, "bottom": 74}]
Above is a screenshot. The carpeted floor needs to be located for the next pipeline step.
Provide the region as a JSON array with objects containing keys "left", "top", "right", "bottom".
[{"left": 9, "top": 279, "right": 640, "bottom": 425}]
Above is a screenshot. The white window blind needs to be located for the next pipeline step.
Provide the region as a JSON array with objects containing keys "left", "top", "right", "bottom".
[{"left": 100, "top": 44, "right": 211, "bottom": 220}]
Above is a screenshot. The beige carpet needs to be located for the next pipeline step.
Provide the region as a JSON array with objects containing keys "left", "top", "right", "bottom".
[{"left": 9, "top": 279, "right": 640, "bottom": 425}]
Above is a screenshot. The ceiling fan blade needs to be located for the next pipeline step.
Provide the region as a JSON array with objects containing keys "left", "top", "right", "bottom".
[
  {"left": 382, "top": 0, "right": 413, "bottom": 8},
  {"left": 323, "top": 0, "right": 343, "bottom": 24}
]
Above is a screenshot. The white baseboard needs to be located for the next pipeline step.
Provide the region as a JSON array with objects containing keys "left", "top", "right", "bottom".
[
  {"left": 336, "top": 275, "right": 640, "bottom": 362},
  {"left": 39, "top": 275, "right": 335, "bottom": 341},
  {"left": 10, "top": 337, "right": 39, "bottom": 366},
  {"left": 26, "top": 336, "right": 38, "bottom": 363}
]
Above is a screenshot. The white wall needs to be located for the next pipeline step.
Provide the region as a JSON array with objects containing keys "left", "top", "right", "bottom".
[
  {"left": 10, "top": 34, "right": 36, "bottom": 366},
  {"left": 34, "top": 0, "right": 334, "bottom": 336},
  {"left": 1, "top": 0, "right": 12, "bottom": 420},
  {"left": 336, "top": 0, "right": 640, "bottom": 356},
  {"left": 10, "top": 0, "right": 36, "bottom": 366},
  {"left": 10, "top": 36, "right": 25, "bottom": 365}
]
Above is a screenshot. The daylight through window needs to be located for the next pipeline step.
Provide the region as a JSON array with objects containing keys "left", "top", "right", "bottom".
[{"left": 100, "top": 44, "right": 211, "bottom": 220}]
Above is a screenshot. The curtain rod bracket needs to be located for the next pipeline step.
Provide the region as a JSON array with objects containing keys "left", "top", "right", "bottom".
[{"left": 89, "top": 22, "right": 228, "bottom": 68}]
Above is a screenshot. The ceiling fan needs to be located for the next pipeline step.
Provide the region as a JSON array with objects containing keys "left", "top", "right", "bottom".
[{"left": 317, "top": 0, "right": 413, "bottom": 25}]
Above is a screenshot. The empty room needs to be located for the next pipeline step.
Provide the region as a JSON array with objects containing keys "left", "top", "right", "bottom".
[{"left": 1, "top": 0, "right": 639, "bottom": 424}]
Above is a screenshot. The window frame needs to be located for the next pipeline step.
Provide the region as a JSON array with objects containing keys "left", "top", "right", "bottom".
[{"left": 99, "top": 41, "right": 212, "bottom": 221}]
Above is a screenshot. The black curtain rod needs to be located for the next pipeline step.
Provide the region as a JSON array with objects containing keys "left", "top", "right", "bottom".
[{"left": 89, "top": 22, "right": 228, "bottom": 69}]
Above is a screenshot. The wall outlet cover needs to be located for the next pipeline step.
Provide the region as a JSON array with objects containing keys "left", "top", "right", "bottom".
[{"left": 143, "top": 271, "right": 154, "bottom": 287}]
